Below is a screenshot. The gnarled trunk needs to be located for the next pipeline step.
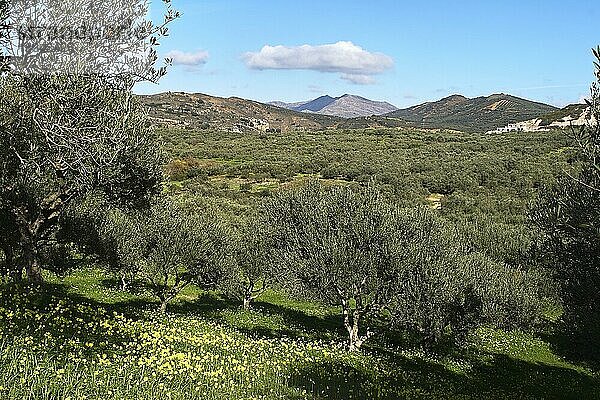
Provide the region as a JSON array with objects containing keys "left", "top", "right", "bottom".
[
  {"left": 241, "top": 280, "right": 266, "bottom": 310},
  {"left": 12, "top": 190, "right": 69, "bottom": 284},
  {"left": 342, "top": 298, "right": 363, "bottom": 351},
  {"left": 24, "top": 247, "right": 42, "bottom": 282},
  {"left": 158, "top": 291, "right": 177, "bottom": 313},
  {"left": 120, "top": 273, "right": 129, "bottom": 292},
  {"left": 243, "top": 295, "right": 252, "bottom": 310},
  {"left": 344, "top": 308, "right": 365, "bottom": 351},
  {"left": 159, "top": 299, "right": 168, "bottom": 313}
]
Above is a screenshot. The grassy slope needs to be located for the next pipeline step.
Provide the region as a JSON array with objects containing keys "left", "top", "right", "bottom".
[{"left": 1, "top": 269, "right": 598, "bottom": 400}]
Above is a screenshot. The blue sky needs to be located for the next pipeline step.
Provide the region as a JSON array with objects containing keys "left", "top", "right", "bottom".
[{"left": 135, "top": 0, "right": 600, "bottom": 108}]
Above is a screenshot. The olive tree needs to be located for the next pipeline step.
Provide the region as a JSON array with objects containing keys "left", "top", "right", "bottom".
[
  {"left": 98, "top": 209, "right": 146, "bottom": 292},
  {"left": 52, "top": 193, "right": 135, "bottom": 289},
  {"left": 264, "top": 182, "right": 412, "bottom": 351},
  {"left": 222, "top": 216, "right": 276, "bottom": 310},
  {"left": 390, "top": 209, "right": 550, "bottom": 345},
  {"left": 393, "top": 240, "right": 549, "bottom": 345},
  {"left": 140, "top": 201, "right": 229, "bottom": 313},
  {"left": 0, "top": 76, "right": 166, "bottom": 281},
  {"left": 530, "top": 47, "right": 600, "bottom": 352},
  {"left": 0, "top": 0, "right": 178, "bottom": 281},
  {"left": 81, "top": 198, "right": 228, "bottom": 313},
  {"left": 1, "top": 0, "right": 178, "bottom": 80}
]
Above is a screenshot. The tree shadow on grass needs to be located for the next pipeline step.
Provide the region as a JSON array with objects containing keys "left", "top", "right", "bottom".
[
  {"left": 5, "top": 281, "right": 599, "bottom": 399},
  {"left": 61, "top": 273, "right": 346, "bottom": 342},
  {"left": 471, "top": 353, "right": 600, "bottom": 400},
  {"left": 290, "top": 350, "right": 600, "bottom": 400},
  {"left": 99, "top": 276, "right": 152, "bottom": 297},
  {"left": 540, "top": 319, "right": 600, "bottom": 372},
  {"left": 149, "top": 291, "right": 347, "bottom": 342},
  {"left": 96, "top": 279, "right": 236, "bottom": 317},
  {"left": 242, "top": 300, "right": 344, "bottom": 339}
]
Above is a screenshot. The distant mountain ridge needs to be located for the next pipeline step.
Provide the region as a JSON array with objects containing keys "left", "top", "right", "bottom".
[
  {"left": 294, "top": 95, "right": 337, "bottom": 112},
  {"left": 139, "top": 91, "right": 578, "bottom": 134},
  {"left": 270, "top": 94, "right": 398, "bottom": 118},
  {"left": 386, "top": 93, "right": 558, "bottom": 132}
]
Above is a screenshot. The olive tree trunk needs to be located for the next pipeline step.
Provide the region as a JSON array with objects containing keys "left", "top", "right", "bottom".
[
  {"left": 241, "top": 280, "right": 267, "bottom": 310},
  {"left": 242, "top": 296, "right": 252, "bottom": 310},
  {"left": 159, "top": 298, "right": 169, "bottom": 313},
  {"left": 23, "top": 244, "right": 43, "bottom": 282},
  {"left": 341, "top": 299, "right": 374, "bottom": 352},
  {"left": 158, "top": 290, "right": 177, "bottom": 313}
]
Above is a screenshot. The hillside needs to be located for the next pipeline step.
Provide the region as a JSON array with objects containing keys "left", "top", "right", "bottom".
[
  {"left": 386, "top": 94, "right": 558, "bottom": 132},
  {"left": 487, "top": 103, "right": 594, "bottom": 133},
  {"left": 270, "top": 94, "right": 398, "bottom": 118},
  {"left": 139, "top": 91, "right": 567, "bottom": 134},
  {"left": 138, "top": 92, "right": 342, "bottom": 132},
  {"left": 538, "top": 103, "right": 589, "bottom": 126},
  {"left": 139, "top": 92, "right": 411, "bottom": 132}
]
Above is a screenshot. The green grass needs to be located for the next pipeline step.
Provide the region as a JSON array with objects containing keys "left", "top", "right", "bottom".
[{"left": 1, "top": 269, "right": 598, "bottom": 399}]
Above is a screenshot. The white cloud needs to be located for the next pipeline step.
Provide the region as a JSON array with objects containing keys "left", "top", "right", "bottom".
[
  {"left": 166, "top": 50, "right": 209, "bottom": 66},
  {"left": 243, "top": 41, "right": 393, "bottom": 84}
]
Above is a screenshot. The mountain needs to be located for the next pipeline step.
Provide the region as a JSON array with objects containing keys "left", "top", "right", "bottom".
[
  {"left": 138, "top": 92, "right": 343, "bottom": 132},
  {"left": 319, "top": 95, "right": 399, "bottom": 118},
  {"left": 270, "top": 94, "right": 398, "bottom": 118},
  {"left": 538, "top": 103, "right": 589, "bottom": 126},
  {"left": 386, "top": 94, "right": 558, "bottom": 132},
  {"left": 290, "top": 95, "right": 337, "bottom": 113},
  {"left": 138, "top": 91, "right": 567, "bottom": 134}
]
